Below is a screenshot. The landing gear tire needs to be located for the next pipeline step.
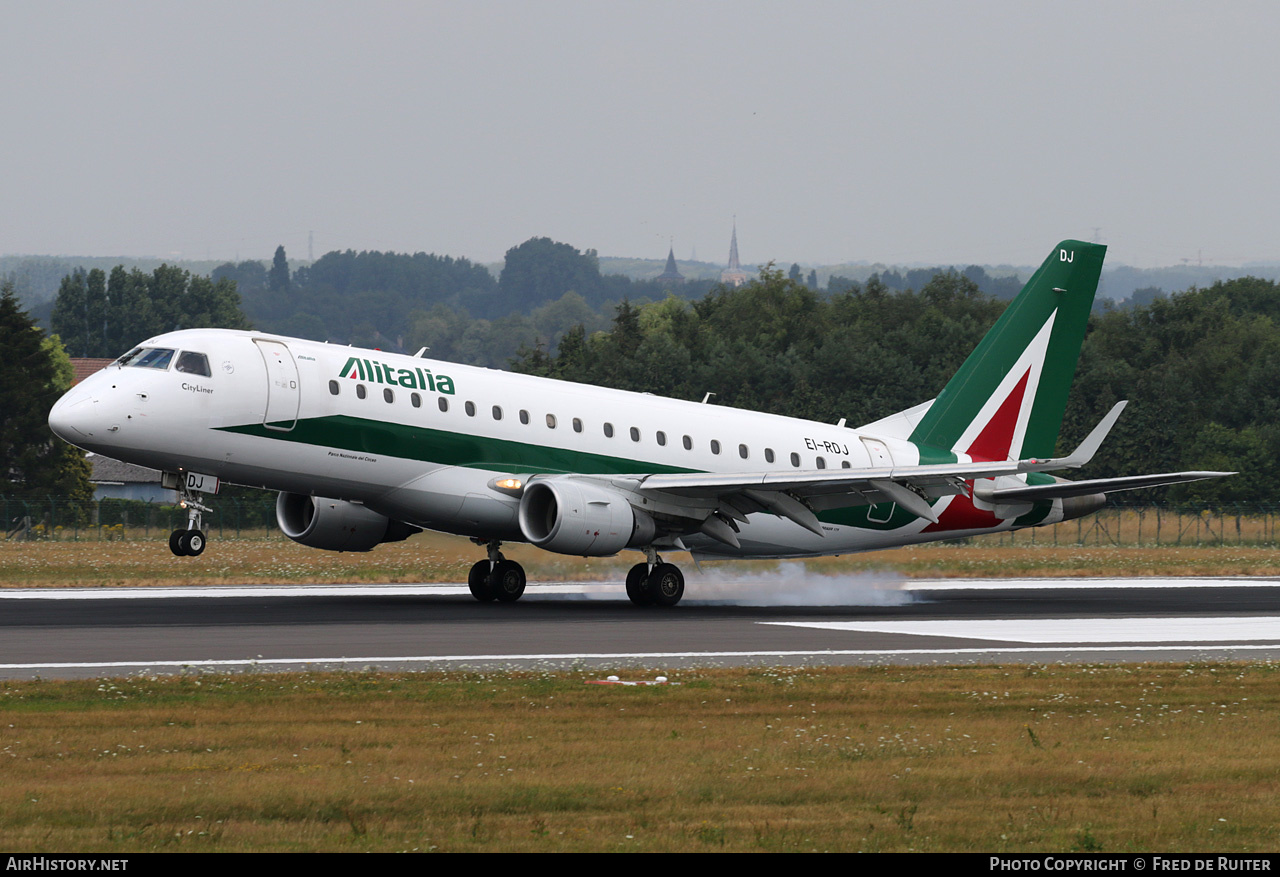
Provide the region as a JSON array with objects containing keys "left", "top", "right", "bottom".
[
  {"left": 184, "top": 530, "right": 206, "bottom": 557},
  {"left": 169, "top": 529, "right": 188, "bottom": 557},
  {"left": 647, "top": 563, "right": 685, "bottom": 607},
  {"left": 468, "top": 559, "right": 495, "bottom": 602},
  {"left": 491, "top": 560, "right": 527, "bottom": 603},
  {"left": 626, "top": 562, "right": 653, "bottom": 606}
]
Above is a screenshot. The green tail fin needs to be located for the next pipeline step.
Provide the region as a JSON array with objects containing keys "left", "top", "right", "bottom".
[{"left": 908, "top": 240, "right": 1106, "bottom": 461}]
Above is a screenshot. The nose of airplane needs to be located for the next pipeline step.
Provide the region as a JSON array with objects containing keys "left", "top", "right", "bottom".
[{"left": 48, "top": 388, "right": 99, "bottom": 444}]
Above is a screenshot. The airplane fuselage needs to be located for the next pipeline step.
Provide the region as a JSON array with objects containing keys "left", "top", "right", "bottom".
[{"left": 49, "top": 328, "right": 1065, "bottom": 560}]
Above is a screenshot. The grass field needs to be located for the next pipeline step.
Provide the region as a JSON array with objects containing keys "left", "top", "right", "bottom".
[
  {"left": 5, "top": 521, "right": 1280, "bottom": 852},
  {"left": 2, "top": 664, "right": 1278, "bottom": 852},
  {"left": 8, "top": 528, "right": 1280, "bottom": 588}
]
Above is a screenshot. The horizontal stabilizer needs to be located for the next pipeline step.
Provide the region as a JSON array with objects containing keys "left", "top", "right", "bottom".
[{"left": 979, "top": 471, "right": 1235, "bottom": 502}]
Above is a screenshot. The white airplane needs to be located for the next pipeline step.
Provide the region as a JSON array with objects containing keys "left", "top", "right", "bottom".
[{"left": 48, "top": 240, "right": 1229, "bottom": 606}]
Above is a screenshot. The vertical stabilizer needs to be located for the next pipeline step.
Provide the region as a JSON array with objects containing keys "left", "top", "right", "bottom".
[{"left": 909, "top": 241, "right": 1106, "bottom": 461}]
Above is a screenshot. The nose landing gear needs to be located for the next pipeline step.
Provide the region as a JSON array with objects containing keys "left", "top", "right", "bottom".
[{"left": 168, "top": 486, "right": 210, "bottom": 557}]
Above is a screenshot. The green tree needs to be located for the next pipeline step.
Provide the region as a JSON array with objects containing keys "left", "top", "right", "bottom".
[
  {"left": 0, "top": 282, "right": 93, "bottom": 504},
  {"left": 49, "top": 269, "right": 89, "bottom": 355},
  {"left": 269, "top": 245, "right": 291, "bottom": 292},
  {"left": 106, "top": 266, "right": 153, "bottom": 351},
  {"left": 50, "top": 268, "right": 113, "bottom": 357},
  {"left": 498, "top": 238, "right": 603, "bottom": 314},
  {"left": 51, "top": 264, "right": 250, "bottom": 352}
]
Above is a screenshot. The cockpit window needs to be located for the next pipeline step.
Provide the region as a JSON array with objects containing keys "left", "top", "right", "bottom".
[
  {"left": 117, "top": 347, "right": 176, "bottom": 370},
  {"left": 175, "top": 351, "right": 211, "bottom": 377}
]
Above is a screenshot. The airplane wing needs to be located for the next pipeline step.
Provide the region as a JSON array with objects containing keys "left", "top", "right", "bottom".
[{"left": 546, "top": 401, "right": 1232, "bottom": 548}]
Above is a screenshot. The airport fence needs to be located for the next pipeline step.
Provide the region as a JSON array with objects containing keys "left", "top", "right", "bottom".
[
  {"left": 974, "top": 501, "right": 1280, "bottom": 548},
  {"left": 2, "top": 494, "right": 282, "bottom": 542},
  {"left": 5, "top": 494, "right": 1280, "bottom": 548}
]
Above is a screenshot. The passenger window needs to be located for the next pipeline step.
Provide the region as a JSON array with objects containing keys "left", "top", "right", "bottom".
[
  {"left": 572, "top": 418, "right": 583, "bottom": 433},
  {"left": 841, "top": 460, "right": 851, "bottom": 469},
  {"left": 790, "top": 452, "right": 800, "bottom": 467},
  {"left": 176, "top": 351, "right": 211, "bottom": 376},
  {"left": 604, "top": 423, "right": 614, "bottom": 438},
  {"left": 328, "top": 380, "right": 340, "bottom": 396},
  {"left": 816, "top": 457, "right": 826, "bottom": 469},
  {"left": 738, "top": 444, "right": 749, "bottom": 459},
  {"left": 630, "top": 427, "right": 640, "bottom": 442},
  {"left": 438, "top": 397, "right": 448, "bottom": 413},
  {"left": 493, "top": 405, "right": 503, "bottom": 420},
  {"left": 710, "top": 440, "right": 721, "bottom": 455},
  {"left": 465, "top": 401, "right": 476, "bottom": 417},
  {"left": 682, "top": 435, "right": 692, "bottom": 450},
  {"left": 765, "top": 448, "right": 775, "bottom": 463},
  {"left": 384, "top": 388, "right": 394, "bottom": 403},
  {"left": 656, "top": 431, "right": 667, "bottom": 446},
  {"left": 520, "top": 410, "right": 530, "bottom": 425},
  {"left": 356, "top": 384, "right": 367, "bottom": 400},
  {"left": 546, "top": 414, "right": 557, "bottom": 429},
  {"left": 411, "top": 393, "right": 421, "bottom": 408}
]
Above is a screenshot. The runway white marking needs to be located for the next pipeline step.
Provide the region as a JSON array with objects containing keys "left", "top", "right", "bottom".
[
  {"left": 901, "top": 577, "right": 1280, "bottom": 591},
  {"left": 5, "top": 643, "right": 1280, "bottom": 676},
  {"left": 2, "top": 576, "right": 1277, "bottom": 600},
  {"left": 766, "top": 617, "right": 1280, "bottom": 644}
]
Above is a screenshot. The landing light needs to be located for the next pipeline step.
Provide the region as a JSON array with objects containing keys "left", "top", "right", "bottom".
[{"left": 489, "top": 476, "right": 526, "bottom": 497}]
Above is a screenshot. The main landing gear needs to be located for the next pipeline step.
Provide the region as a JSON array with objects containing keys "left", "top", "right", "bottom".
[
  {"left": 625, "top": 549, "right": 685, "bottom": 607},
  {"left": 463, "top": 541, "right": 685, "bottom": 607},
  {"left": 168, "top": 484, "right": 210, "bottom": 557},
  {"left": 467, "top": 539, "right": 527, "bottom": 603}
]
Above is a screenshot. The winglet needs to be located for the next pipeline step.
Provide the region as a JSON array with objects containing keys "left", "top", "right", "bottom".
[{"left": 1027, "top": 400, "right": 1127, "bottom": 470}]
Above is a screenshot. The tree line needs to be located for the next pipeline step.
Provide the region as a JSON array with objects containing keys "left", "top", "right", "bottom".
[
  {"left": 213, "top": 238, "right": 717, "bottom": 356},
  {"left": 515, "top": 269, "right": 1280, "bottom": 504},
  {"left": 20, "top": 236, "right": 1280, "bottom": 506},
  {"left": 50, "top": 264, "right": 247, "bottom": 359}
]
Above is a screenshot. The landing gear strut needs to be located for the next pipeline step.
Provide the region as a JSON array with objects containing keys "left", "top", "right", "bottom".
[
  {"left": 625, "top": 550, "right": 685, "bottom": 607},
  {"left": 467, "top": 539, "right": 527, "bottom": 603},
  {"left": 168, "top": 485, "right": 210, "bottom": 557}
]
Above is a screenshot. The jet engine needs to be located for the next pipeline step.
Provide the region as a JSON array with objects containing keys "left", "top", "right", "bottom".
[
  {"left": 1059, "top": 491, "right": 1107, "bottom": 522},
  {"left": 518, "top": 479, "right": 654, "bottom": 556},
  {"left": 276, "top": 492, "right": 420, "bottom": 552}
]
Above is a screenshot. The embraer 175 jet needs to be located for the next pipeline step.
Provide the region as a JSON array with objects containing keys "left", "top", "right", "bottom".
[{"left": 48, "top": 241, "right": 1229, "bottom": 606}]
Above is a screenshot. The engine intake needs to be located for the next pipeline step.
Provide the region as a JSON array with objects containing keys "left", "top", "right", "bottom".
[
  {"left": 276, "top": 492, "right": 419, "bottom": 552},
  {"left": 518, "top": 480, "right": 654, "bottom": 556}
]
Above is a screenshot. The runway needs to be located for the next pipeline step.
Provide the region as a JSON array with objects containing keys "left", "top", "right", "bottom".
[{"left": 4, "top": 575, "right": 1280, "bottom": 679}]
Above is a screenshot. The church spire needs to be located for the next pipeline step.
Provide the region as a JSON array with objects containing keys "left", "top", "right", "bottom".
[
  {"left": 656, "top": 241, "right": 684, "bottom": 284},
  {"left": 720, "top": 219, "right": 749, "bottom": 287}
]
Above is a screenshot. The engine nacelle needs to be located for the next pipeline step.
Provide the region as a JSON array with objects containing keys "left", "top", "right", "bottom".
[
  {"left": 1060, "top": 491, "right": 1107, "bottom": 522},
  {"left": 276, "top": 492, "right": 419, "bottom": 552},
  {"left": 518, "top": 479, "right": 654, "bottom": 556}
]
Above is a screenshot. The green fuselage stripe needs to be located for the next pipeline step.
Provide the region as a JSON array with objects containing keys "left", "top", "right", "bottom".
[
  {"left": 218, "top": 415, "right": 699, "bottom": 476},
  {"left": 217, "top": 416, "right": 1052, "bottom": 531}
]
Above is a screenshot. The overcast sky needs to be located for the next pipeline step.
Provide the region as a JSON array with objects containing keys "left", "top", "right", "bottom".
[{"left": 3, "top": 1, "right": 1277, "bottom": 269}]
